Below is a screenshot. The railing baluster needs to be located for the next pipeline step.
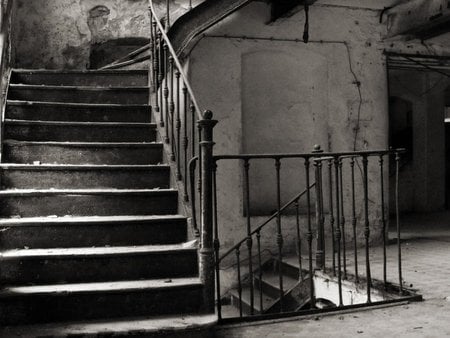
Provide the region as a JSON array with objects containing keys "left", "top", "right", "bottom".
[
  {"left": 169, "top": 56, "right": 175, "bottom": 158},
  {"left": 176, "top": 69, "right": 181, "bottom": 180},
  {"left": 350, "top": 157, "right": 359, "bottom": 283},
  {"left": 157, "top": 31, "right": 163, "bottom": 127},
  {"left": 256, "top": 230, "right": 263, "bottom": 313},
  {"left": 166, "top": 0, "right": 170, "bottom": 30},
  {"left": 213, "top": 161, "right": 221, "bottom": 320},
  {"left": 362, "top": 155, "right": 372, "bottom": 303},
  {"left": 315, "top": 160, "right": 325, "bottom": 270},
  {"left": 149, "top": 11, "right": 155, "bottom": 94},
  {"left": 236, "top": 246, "right": 243, "bottom": 318},
  {"left": 191, "top": 102, "right": 196, "bottom": 158},
  {"left": 163, "top": 42, "right": 169, "bottom": 142},
  {"left": 328, "top": 159, "right": 336, "bottom": 276},
  {"left": 339, "top": 159, "right": 347, "bottom": 280},
  {"left": 334, "top": 157, "right": 343, "bottom": 307},
  {"left": 243, "top": 159, "right": 254, "bottom": 315},
  {"left": 395, "top": 152, "right": 403, "bottom": 295},
  {"left": 151, "top": 19, "right": 158, "bottom": 93},
  {"left": 295, "top": 199, "right": 303, "bottom": 280},
  {"left": 304, "top": 158, "right": 315, "bottom": 307},
  {"left": 183, "top": 86, "right": 189, "bottom": 201},
  {"left": 380, "top": 155, "right": 387, "bottom": 288},
  {"left": 275, "top": 158, "right": 284, "bottom": 312}
]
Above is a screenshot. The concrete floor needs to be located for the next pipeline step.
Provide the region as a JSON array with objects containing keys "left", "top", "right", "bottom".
[{"left": 216, "top": 211, "right": 450, "bottom": 337}]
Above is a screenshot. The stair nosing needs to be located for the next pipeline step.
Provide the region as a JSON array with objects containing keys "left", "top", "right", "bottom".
[
  {"left": 1, "top": 243, "right": 197, "bottom": 259},
  {"left": 4, "top": 140, "right": 163, "bottom": 147},
  {"left": 0, "top": 188, "right": 177, "bottom": 196},
  {"left": 0, "top": 277, "right": 202, "bottom": 297},
  {"left": 0, "top": 215, "right": 186, "bottom": 226},
  {"left": 0, "top": 164, "right": 169, "bottom": 170},
  {"left": 12, "top": 69, "right": 149, "bottom": 75},
  {"left": 7, "top": 99, "right": 150, "bottom": 108},
  {"left": 9, "top": 84, "right": 150, "bottom": 90},
  {"left": 4, "top": 119, "right": 156, "bottom": 127}
]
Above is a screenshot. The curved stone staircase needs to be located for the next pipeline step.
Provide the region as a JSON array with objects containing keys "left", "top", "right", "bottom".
[{"left": 0, "top": 69, "right": 214, "bottom": 336}]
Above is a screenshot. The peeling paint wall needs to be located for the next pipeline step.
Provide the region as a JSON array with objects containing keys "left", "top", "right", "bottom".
[
  {"left": 12, "top": 0, "right": 197, "bottom": 69},
  {"left": 186, "top": 0, "right": 450, "bottom": 259}
]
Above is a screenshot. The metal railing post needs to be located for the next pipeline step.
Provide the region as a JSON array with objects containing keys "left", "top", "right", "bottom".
[
  {"left": 198, "top": 110, "right": 217, "bottom": 313},
  {"left": 313, "top": 145, "right": 325, "bottom": 270}
]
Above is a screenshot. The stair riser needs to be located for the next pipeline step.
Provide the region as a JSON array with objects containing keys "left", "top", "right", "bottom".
[
  {"left": 8, "top": 88, "right": 149, "bottom": 104},
  {"left": 11, "top": 72, "right": 148, "bottom": 87},
  {"left": 0, "top": 192, "right": 178, "bottom": 217},
  {"left": 4, "top": 144, "right": 163, "bottom": 165},
  {"left": 0, "top": 286, "right": 203, "bottom": 325},
  {"left": 1, "top": 251, "right": 198, "bottom": 284},
  {"left": 5, "top": 124, "right": 156, "bottom": 142},
  {"left": 0, "top": 168, "right": 170, "bottom": 189},
  {"left": 253, "top": 278, "right": 281, "bottom": 300},
  {"left": 6, "top": 104, "right": 151, "bottom": 122},
  {"left": 230, "top": 294, "right": 261, "bottom": 315},
  {"left": 0, "top": 219, "right": 188, "bottom": 249}
]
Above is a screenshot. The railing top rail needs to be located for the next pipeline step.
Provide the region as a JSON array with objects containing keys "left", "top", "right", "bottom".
[
  {"left": 148, "top": 0, "right": 202, "bottom": 121},
  {"left": 213, "top": 148, "right": 406, "bottom": 161},
  {"left": 218, "top": 183, "right": 315, "bottom": 263}
]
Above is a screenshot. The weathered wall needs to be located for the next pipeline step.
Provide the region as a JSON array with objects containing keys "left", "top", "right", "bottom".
[
  {"left": 11, "top": 0, "right": 198, "bottom": 69},
  {"left": 186, "top": 0, "right": 450, "bottom": 263}
]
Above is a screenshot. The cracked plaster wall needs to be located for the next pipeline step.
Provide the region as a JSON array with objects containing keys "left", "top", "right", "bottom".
[{"left": 12, "top": 0, "right": 193, "bottom": 69}]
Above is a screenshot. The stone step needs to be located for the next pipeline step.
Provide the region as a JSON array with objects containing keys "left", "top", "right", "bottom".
[
  {"left": 0, "top": 278, "right": 203, "bottom": 325},
  {"left": 0, "top": 188, "right": 178, "bottom": 217},
  {"left": 0, "top": 164, "right": 170, "bottom": 189},
  {"left": 11, "top": 69, "right": 148, "bottom": 87},
  {"left": 6, "top": 100, "right": 151, "bottom": 123},
  {"left": 253, "top": 270, "right": 299, "bottom": 299},
  {"left": 8, "top": 85, "right": 149, "bottom": 104},
  {"left": 229, "top": 286, "right": 276, "bottom": 315},
  {"left": 0, "top": 215, "right": 188, "bottom": 249},
  {"left": 4, "top": 119, "right": 157, "bottom": 142},
  {"left": 0, "top": 243, "right": 198, "bottom": 285},
  {"left": 0, "top": 313, "right": 216, "bottom": 338},
  {"left": 3, "top": 140, "right": 163, "bottom": 165}
]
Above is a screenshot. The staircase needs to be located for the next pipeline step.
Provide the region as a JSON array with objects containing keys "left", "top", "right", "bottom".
[{"left": 0, "top": 69, "right": 213, "bottom": 334}]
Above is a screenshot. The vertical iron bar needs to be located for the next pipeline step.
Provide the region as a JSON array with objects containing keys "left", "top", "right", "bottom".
[
  {"left": 157, "top": 31, "right": 163, "bottom": 127},
  {"left": 149, "top": 11, "right": 155, "bottom": 94},
  {"left": 362, "top": 155, "right": 372, "bottom": 303},
  {"left": 395, "top": 152, "right": 403, "bottom": 295},
  {"left": 304, "top": 158, "right": 315, "bottom": 307},
  {"left": 236, "top": 246, "right": 243, "bottom": 318},
  {"left": 169, "top": 56, "right": 175, "bottom": 158},
  {"left": 256, "top": 230, "right": 263, "bottom": 313},
  {"left": 212, "top": 162, "right": 221, "bottom": 320},
  {"left": 151, "top": 19, "right": 158, "bottom": 92},
  {"left": 189, "top": 0, "right": 192, "bottom": 11},
  {"left": 295, "top": 199, "right": 303, "bottom": 280},
  {"left": 243, "top": 159, "right": 254, "bottom": 315},
  {"left": 183, "top": 86, "right": 189, "bottom": 200},
  {"left": 163, "top": 43, "right": 169, "bottom": 142},
  {"left": 315, "top": 160, "right": 325, "bottom": 270},
  {"left": 334, "top": 157, "right": 343, "bottom": 307},
  {"left": 328, "top": 160, "right": 336, "bottom": 276},
  {"left": 380, "top": 155, "right": 387, "bottom": 288},
  {"left": 176, "top": 70, "right": 182, "bottom": 180},
  {"left": 350, "top": 157, "right": 359, "bottom": 283},
  {"left": 191, "top": 102, "right": 196, "bottom": 158},
  {"left": 339, "top": 159, "right": 347, "bottom": 280},
  {"left": 166, "top": 0, "right": 170, "bottom": 30},
  {"left": 275, "top": 158, "right": 284, "bottom": 312}
]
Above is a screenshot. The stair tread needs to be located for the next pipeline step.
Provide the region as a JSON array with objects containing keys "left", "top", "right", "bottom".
[
  {"left": 0, "top": 277, "right": 202, "bottom": 297},
  {"left": 0, "top": 188, "right": 177, "bottom": 195},
  {"left": 0, "top": 313, "right": 216, "bottom": 337},
  {"left": 1, "top": 242, "right": 197, "bottom": 258},
  {"left": 4, "top": 139, "right": 162, "bottom": 147},
  {"left": 5, "top": 119, "right": 156, "bottom": 127},
  {"left": 0, "top": 164, "right": 169, "bottom": 170},
  {"left": 7, "top": 100, "right": 150, "bottom": 108},
  {"left": 257, "top": 270, "right": 299, "bottom": 290},
  {"left": 9, "top": 84, "right": 149, "bottom": 90},
  {"left": 0, "top": 214, "right": 186, "bottom": 225}
]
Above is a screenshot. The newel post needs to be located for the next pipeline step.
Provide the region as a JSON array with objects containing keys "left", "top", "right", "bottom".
[{"left": 198, "top": 110, "right": 217, "bottom": 313}]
